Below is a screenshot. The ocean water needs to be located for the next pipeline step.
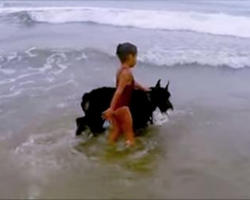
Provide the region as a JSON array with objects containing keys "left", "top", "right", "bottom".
[{"left": 1, "top": 1, "right": 250, "bottom": 199}]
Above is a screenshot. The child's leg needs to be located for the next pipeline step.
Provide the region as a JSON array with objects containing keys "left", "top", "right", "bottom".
[
  {"left": 108, "top": 116, "right": 120, "bottom": 144},
  {"left": 114, "top": 107, "right": 135, "bottom": 145}
]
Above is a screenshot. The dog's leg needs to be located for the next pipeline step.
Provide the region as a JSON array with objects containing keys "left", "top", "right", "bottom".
[
  {"left": 87, "top": 115, "right": 105, "bottom": 136},
  {"left": 76, "top": 117, "right": 84, "bottom": 127},
  {"left": 75, "top": 116, "right": 88, "bottom": 136},
  {"left": 76, "top": 125, "right": 87, "bottom": 136}
]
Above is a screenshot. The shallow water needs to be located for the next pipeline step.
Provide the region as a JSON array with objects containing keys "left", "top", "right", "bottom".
[
  {"left": 1, "top": 1, "right": 250, "bottom": 199},
  {"left": 1, "top": 47, "right": 250, "bottom": 198}
]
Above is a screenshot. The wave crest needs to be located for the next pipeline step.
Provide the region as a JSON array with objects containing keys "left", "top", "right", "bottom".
[
  {"left": 0, "top": 11, "right": 35, "bottom": 24},
  {"left": 1, "top": 7, "right": 250, "bottom": 38},
  {"left": 139, "top": 47, "right": 250, "bottom": 69}
]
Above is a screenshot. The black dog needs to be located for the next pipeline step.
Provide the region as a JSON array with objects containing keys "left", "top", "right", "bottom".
[{"left": 75, "top": 79, "right": 173, "bottom": 136}]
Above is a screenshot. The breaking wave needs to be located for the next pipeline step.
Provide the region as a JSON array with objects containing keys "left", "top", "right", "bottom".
[{"left": 1, "top": 6, "right": 250, "bottom": 38}]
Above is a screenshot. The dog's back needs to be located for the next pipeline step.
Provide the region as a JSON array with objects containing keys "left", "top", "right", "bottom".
[{"left": 81, "top": 87, "right": 115, "bottom": 114}]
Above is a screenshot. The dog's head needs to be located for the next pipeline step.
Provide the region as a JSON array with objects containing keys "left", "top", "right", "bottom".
[{"left": 150, "top": 79, "right": 173, "bottom": 113}]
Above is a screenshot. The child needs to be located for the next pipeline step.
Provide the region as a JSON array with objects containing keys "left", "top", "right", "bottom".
[{"left": 102, "top": 43, "right": 149, "bottom": 146}]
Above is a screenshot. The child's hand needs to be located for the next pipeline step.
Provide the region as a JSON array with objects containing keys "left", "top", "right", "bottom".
[
  {"left": 102, "top": 108, "right": 114, "bottom": 122},
  {"left": 143, "top": 87, "right": 151, "bottom": 92}
]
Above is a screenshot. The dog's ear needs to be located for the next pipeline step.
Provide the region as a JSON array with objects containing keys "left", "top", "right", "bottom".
[
  {"left": 166, "top": 80, "right": 170, "bottom": 90},
  {"left": 156, "top": 79, "right": 161, "bottom": 88}
]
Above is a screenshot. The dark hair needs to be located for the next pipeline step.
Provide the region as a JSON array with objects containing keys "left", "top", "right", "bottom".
[{"left": 116, "top": 42, "right": 137, "bottom": 63}]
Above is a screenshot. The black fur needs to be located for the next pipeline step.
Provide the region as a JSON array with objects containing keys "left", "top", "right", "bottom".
[{"left": 75, "top": 79, "right": 173, "bottom": 136}]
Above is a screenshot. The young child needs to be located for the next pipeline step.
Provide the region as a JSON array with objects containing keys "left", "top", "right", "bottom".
[{"left": 102, "top": 43, "right": 149, "bottom": 146}]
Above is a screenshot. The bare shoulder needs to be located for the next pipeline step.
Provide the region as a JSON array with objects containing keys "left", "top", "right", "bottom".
[{"left": 120, "top": 68, "right": 132, "bottom": 78}]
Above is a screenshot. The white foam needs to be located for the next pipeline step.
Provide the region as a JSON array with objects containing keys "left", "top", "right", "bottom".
[
  {"left": 56, "top": 103, "right": 68, "bottom": 108},
  {"left": 6, "top": 52, "right": 18, "bottom": 61},
  {"left": 0, "top": 91, "right": 21, "bottom": 99},
  {"left": 0, "top": 68, "right": 16, "bottom": 75},
  {"left": 103, "top": 120, "right": 110, "bottom": 128},
  {"left": 9, "top": 85, "right": 15, "bottom": 91},
  {"left": 153, "top": 109, "right": 169, "bottom": 126},
  {"left": 0, "top": 78, "right": 15, "bottom": 86},
  {"left": 42, "top": 79, "right": 77, "bottom": 91},
  {"left": 13, "top": 131, "right": 71, "bottom": 198},
  {"left": 1, "top": 6, "right": 250, "bottom": 38},
  {"left": 19, "top": 80, "right": 34, "bottom": 86},
  {"left": 138, "top": 46, "right": 250, "bottom": 69},
  {"left": 41, "top": 52, "right": 68, "bottom": 75},
  {"left": 0, "top": 71, "right": 41, "bottom": 87},
  {"left": 76, "top": 53, "right": 88, "bottom": 61},
  {"left": 50, "top": 62, "right": 68, "bottom": 75},
  {"left": 25, "top": 47, "right": 37, "bottom": 58}
]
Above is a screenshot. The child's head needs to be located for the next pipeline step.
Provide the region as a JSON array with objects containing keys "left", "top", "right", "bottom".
[{"left": 116, "top": 42, "right": 137, "bottom": 67}]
